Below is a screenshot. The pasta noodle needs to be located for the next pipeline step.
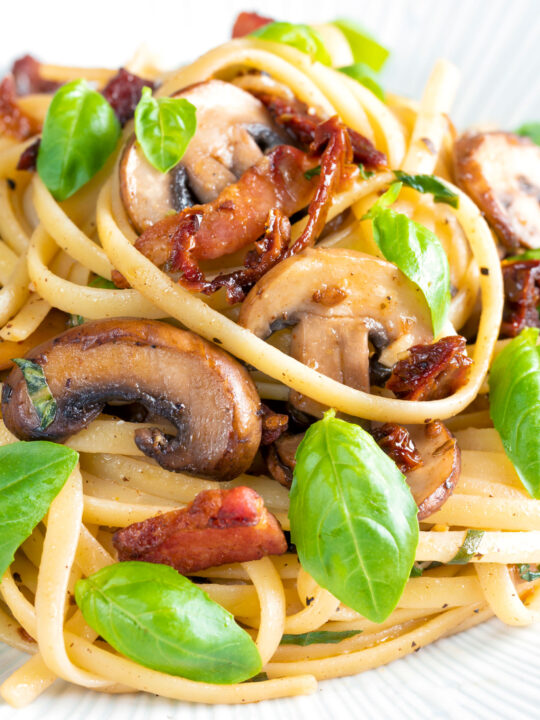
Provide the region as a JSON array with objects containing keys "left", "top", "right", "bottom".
[{"left": 0, "top": 14, "right": 538, "bottom": 710}]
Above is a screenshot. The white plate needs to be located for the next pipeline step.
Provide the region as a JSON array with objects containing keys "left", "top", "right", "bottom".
[{"left": 1, "top": 1, "right": 540, "bottom": 718}]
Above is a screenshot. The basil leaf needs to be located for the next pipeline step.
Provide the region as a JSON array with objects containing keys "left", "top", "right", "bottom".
[
  {"left": 505, "top": 249, "right": 540, "bottom": 262},
  {"left": 281, "top": 630, "right": 361, "bottom": 646},
  {"left": 517, "top": 122, "right": 540, "bottom": 146},
  {"left": 409, "top": 563, "right": 424, "bottom": 577},
  {"left": 37, "top": 80, "right": 120, "bottom": 201},
  {"left": 289, "top": 410, "right": 419, "bottom": 624},
  {"left": 12, "top": 358, "right": 57, "bottom": 430},
  {"left": 250, "top": 22, "right": 331, "bottom": 66},
  {"left": 134, "top": 87, "right": 197, "bottom": 174},
  {"left": 75, "top": 561, "right": 262, "bottom": 683},
  {"left": 88, "top": 275, "right": 116, "bottom": 289},
  {"left": 518, "top": 564, "right": 540, "bottom": 582},
  {"left": 364, "top": 183, "right": 451, "bottom": 336},
  {"left": 338, "top": 63, "right": 385, "bottom": 101},
  {"left": 332, "top": 19, "right": 389, "bottom": 72},
  {"left": 0, "top": 442, "right": 78, "bottom": 577},
  {"left": 489, "top": 328, "right": 540, "bottom": 498},
  {"left": 304, "top": 165, "right": 321, "bottom": 180},
  {"left": 394, "top": 171, "right": 459, "bottom": 208},
  {"left": 448, "top": 530, "right": 485, "bottom": 564}
]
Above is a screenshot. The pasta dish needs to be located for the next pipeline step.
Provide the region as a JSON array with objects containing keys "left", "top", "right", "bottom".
[{"left": 0, "top": 10, "right": 539, "bottom": 708}]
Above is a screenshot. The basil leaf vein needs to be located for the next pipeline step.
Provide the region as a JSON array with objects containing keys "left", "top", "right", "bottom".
[
  {"left": 448, "top": 530, "right": 485, "bottom": 564},
  {"left": 37, "top": 79, "right": 120, "bottom": 201},
  {"left": 364, "top": 183, "right": 451, "bottom": 336},
  {"left": 12, "top": 358, "right": 57, "bottom": 430},
  {"left": 75, "top": 561, "right": 261, "bottom": 683},
  {"left": 0, "top": 442, "right": 78, "bottom": 577},
  {"left": 289, "top": 410, "right": 418, "bottom": 624},
  {"left": 489, "top": 327, "right": 540, "bottom": 498},
  {"left": 250, "top": 22, "right": 331, "bottom": 65},
  {"left": 394, "top": 171, "right": 459, "bottom": 208},
  {"left": 281, "top": 630, "right": 361, "bottom": 646},
  {"left": 134, "top": 87, "right": 197, "bottom": 174}
]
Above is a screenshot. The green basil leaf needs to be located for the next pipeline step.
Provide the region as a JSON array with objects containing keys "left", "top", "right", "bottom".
[
  {"left": 12, "top": 358, "right": 57, "bottom": 430},
  {"left": 338, "top": 63, "right": 385, "bottom": 101},
  {"left": 134, "top": 87, "right": 197, "bottom": 174},
  {"left": 289, "top": 409, "right": 419, "bottom": 624},
  {"left": 394, "top": 171, "right": 459, "bottom": 208},
  {"left": 332, "top": 19, "right": 389, "bottom": 72},
  {"left": 448, "top": 530, "right": 485, "bottom": 564},
  {"left": 37, "top": 80, "right": 120, "bottom": 201},
  {"left": 518, "top": 564, "right": 540, "bottom": 582},
  {"left": 489, "top": 328, "right": 540, "bottom": 498},
  {"left": 281, "top": 630, "right": 361, "bottom": 646},
  {"left": 304, "top": 165, "right": 321, "bottom": 180},
  {"left": 517, "top": 122, "right": 540, "bottom": 146},
  {"left": 505, "top": 248, "right": 540, "bottom": 262},
  {"left": 75, "top": 561, "right": 262, "bottom": 683},
  {"left": 250, "top": 22, "right": 331, "bottom": 66},
  {"left": 364, "top": 183, "right": 451, "bottom": 336},
  {"left": 409, "top": 563, "right": 424, "bottom": 577},
  {"left": 0, "top": 442, "right": 78, "bottom": 577},
  {"left": 88, "top": 275, "right": 116, "bottom": 289}
]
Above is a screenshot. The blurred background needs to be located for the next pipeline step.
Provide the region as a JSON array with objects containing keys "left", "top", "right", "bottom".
[{"left": 2, "top": 0, "right": 539, "bottom": 129}]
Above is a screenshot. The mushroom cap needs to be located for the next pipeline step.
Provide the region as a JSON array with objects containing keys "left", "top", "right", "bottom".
[
  {"left": 1, "top": 318, "right": 262, "bottom": 479},
  {"left": 239, "top": 247, "right": 433, "bottom": 353},
  {"left": 406, "top": 422, "right": 460, "bottom": 520},
  {"left": 120, "top": 79, "right": 288, "bottom": 233},
  {"left": 454, "top": 131, "right": 540, "bottom": 250}
]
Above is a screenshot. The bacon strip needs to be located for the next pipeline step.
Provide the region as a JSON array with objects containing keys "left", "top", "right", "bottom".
[
  {"left": 232, "top": 11, "right": 273, "bottom": 38},
  {"left": 253, "top": 92, "right": 387, "bottom": 169},
  {"left": 501, "top": 259, "right": 540, "bottom": 337},
  {"left": 113, "top": 486, "right": 287, "bottom": 574},
  {"left": 0, "top": 77, "right": 39, "bottom": 140},
  {"left": 386, "top": 336, "right": 472, "bottom": 401}
]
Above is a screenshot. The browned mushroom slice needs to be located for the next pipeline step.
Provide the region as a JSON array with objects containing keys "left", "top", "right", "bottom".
[
  {"left": 404, "top": 422, "right": 460, "bottom": 520},
  {"left": 454, "top": 131, "right": 540, "bottom": 250},
  {"left": 239, "top": 248, "right": 433, "bottom": 418},
  {"left": 266, "top": 432, "right": 304, "bottom": 488},
  {"left": 1, "top": 318, "right": 261, "bottom": 479},
  {"left": 120, "top": 79, "right": 288, "bottom": 233}
]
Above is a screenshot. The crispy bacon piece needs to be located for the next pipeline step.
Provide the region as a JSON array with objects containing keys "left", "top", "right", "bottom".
[
  {"left": 501, "top": 259, "right": 540, "bottom": 337},
  {"left": 253, "top": 92, "right": 387, "bottom": 169},
  {"left": 102, "top": 68, "right": 155, "bottom": 127},
  {"left": 260, "top": 403, "right": 289, "bottom": 445},
  {"left": 16, "top": 138, "right": 40, "bottom": 171},
  {"left": 372, "top": 423, "right": 423, "bottom": 473},
  {"left": 386, "top": 336, "right": 472, "bottom": 401},
  {"left": 11, "top": 55, "right": 59, "bottom": 95},
  {"left": 113, "top": 486, "right": 287, "bottom": 574},
  {"left": 232, "top": 11, "right": 273, "bottom": 38},
  {"left": 0, "top": 77, "right": 38, "bottom": 140}
]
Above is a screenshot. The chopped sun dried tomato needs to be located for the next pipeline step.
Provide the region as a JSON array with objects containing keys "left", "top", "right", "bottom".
[
  {"left": 0, "top": 77, "right": 38, "bottom": 140},
  {"left": 232, "top": 11, "right": 273, "bottom": 38},
  {"left": 501, "top": 259, "right": 540, "bottom": 337},
  {"left": 372, "top": 423, "right": 423, "bottom": 473},
  {"left": 102, "top": 68, "right": 155, "bottom": 126}
]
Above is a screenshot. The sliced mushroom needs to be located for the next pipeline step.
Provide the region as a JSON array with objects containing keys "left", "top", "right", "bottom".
[
  {"left": 454, "top": 131, "right": 540, "bottom": 250},
  {"left": 239, "top": 247, "right": 433, "bottom": 417},
  {"left": 1, "top": 318, "right": 261, "bottom": 479},
  {"left": 404, "top": 422, "right": 460, "bottom": 520},
  {"left": 120, "top": 79, "right": 288, "bottom": 233}
]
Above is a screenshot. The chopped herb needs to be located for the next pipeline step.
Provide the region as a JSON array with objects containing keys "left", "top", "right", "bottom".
[
  {"left": 12, "top": 359, "right": 57, "bottom": 430},
  {"left": 68, "top": 314, "right": 85, "bottom": 327},
  {"left": 304, "top": 165, "right": 321, "bottom": 180},
  {"left": 410, "top": 563, "right": 424, "bottom": 577},
  {"left": 394, "top": 171, "right": 459, "bottom": 208},
  {"left": 505, "top": 248, "right": 540, "bottom": 263},
  {"left": 517, "top": 564, "right": 540, "bottom": 582},
  {"left": 281, "top": 630, "right": 361, "bottom": 646},
  {"left": 448, "top": 529, "right": 485, "bottom": 564},
  {"left": 89, "top": 275, "right": 116, "bottom": 289},
  {"left": 358, "top": 163, "right": 375, "bottom": 180}
]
